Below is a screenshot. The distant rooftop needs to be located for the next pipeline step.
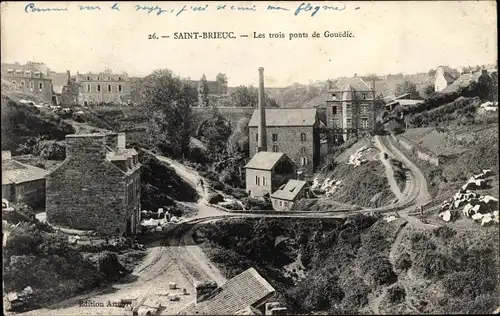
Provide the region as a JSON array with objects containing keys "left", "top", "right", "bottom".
[
  {"left": 330, "top": 77, "right": 372, "bottom": 92},
  {"left": 248, "top": 108, "right": 318, "bottom": 127}
]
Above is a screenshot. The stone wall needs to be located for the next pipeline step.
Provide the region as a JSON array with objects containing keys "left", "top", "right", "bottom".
[
  {"left": 249, "top": 126, "right": 316, "bottom": 174},
  {"left": 246, "top": 169, "right": 272, "bottom": 198},
  {"left": 15, "top": 179, "right": 46, "bottom": 210},
  {"left": 46, "top": 134, "right": 130, "bottom": 236},
  {"left": 394, "top": 135, "right": 441, "bottom": 167}
]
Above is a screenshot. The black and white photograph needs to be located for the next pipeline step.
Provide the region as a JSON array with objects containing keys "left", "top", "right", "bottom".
[{"left": 1, "top": 1, "right": 498, "bottom": 315}]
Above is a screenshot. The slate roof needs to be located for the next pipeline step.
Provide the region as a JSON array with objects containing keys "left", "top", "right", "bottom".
[
  {"left": 248, "top": 108, "right": 317, "bottom": 127},
  {"left": 180, "top": 268, "right": 275, "bottom": 315},
  {"left": 2, "top": 159, "right": 48, "bottom": 185},
  {"left": 244, "top": 152, "right": 287, "bottom": 170},
  {"left": 271, "top": 179, "right": 308, "bottom": 201},
  {"left": 441, "top": 71, "right": 482, "bottom": 93},
  {"left": 330, "top": 77, "right": 372, "bottom": 92},
  {"left": 437, "top": 65, "right": 457, "bottom": 83}
]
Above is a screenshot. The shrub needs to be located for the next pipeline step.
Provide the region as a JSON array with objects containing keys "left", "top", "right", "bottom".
[
  {"left": 387, "top": 285, "right": 406, "bottom": 304},
  {"left": 72, "top": 112, "right": 86, "bottom": 123},
  {"left": 207, "top": 193, "right": 224, "bottom": 204},
  {"left": 34, "top": 140, "right": 66, "bottom": 160},
  {"left": 241, "top": 197, "right": 273, "bottom": 210},
  {"left": 231, "top": 188, "right": 248, "bottom": 199},
  {"left": 395, "top": 252, "right": 412, "bottom": 271}
]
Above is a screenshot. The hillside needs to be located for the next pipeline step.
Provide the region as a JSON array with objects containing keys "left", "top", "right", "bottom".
[
  {"left": 1, "top": 94, "right": 75, "bottom": 154},
  {"left": 194, "top": 215, "right": 499, "bottom": 314}
]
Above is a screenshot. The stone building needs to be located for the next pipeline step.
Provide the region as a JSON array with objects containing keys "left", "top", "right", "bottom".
[
  {"left": 325, "top": 77, "right": 376, "bottom": 141},
  {"left": 46, "top": 133, "right": 141, "bottom": 236},
  {"left": 248, "top": 108, "right": 322, "bottom": 175},
  {"left": 270, "top": 179, "right": 310, "bottom": 211},
  {"left": 50, "top": 70, "right": 79, "bottom": 106},
  {"left": 244, "top": 152, "right": 296, "bottom": 198},
  {"left": 434, "top": 65, "right": 457, "bottom": 92},
  {"left": 1, "top": 62, "right": 53, "bottom": 102},
  {"left": 75, "top": 71, "right": 131, "bottom": 105},
  {"left": 2, "top": 151, "right": 48, "bottom": 210}
]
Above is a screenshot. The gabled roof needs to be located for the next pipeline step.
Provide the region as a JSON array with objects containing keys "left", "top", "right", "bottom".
[
  {"left": 440, "top": 71, "right": 482, "bottom": 93},
  {"left": 248, "top": 108, "right": 317, "bottom": 127},
  {"left": 437, "top": 66, "right": 457, "bottom": 83},
  {"left": 180, "top": 268, "right": 275, "bottom": 315},
  {"left": 271, "top": 179, "right": 308, "bottom": 201},
  {"left": 2, "top": 159, "right": 48, "bottom": 185},
  {"left": 244, "top": 152, "right": 288, "bottom": 170},
  {"left": 330, "top": 77, "right": 372, "bottom": 92}
]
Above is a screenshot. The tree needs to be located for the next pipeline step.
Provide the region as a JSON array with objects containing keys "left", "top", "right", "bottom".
[
  {"left": 198, "top": 74, "right": 210, "bottom": 107},
  {"left": 395, "top": 80, "right": 420, "bottom": 99},
  {"left": 230, "top": 85, "right": 279, "bottom": 107},
  {"left": 477, "top": 71, "right": 493, "bottom": 101},
  {"left": 216, "top": 73, "right": 228, "bottom": 94},
  {"left": 231, "top": 86, "right": 257, "bottom": 107},
  {"left": 199, "top": 107, "right": 232, "bottom": 160},
  {"left": 423, "top": 84, "right": 436, "bottom": 99},
  {"left": 141, "top": 69, "right": 196, "bottom": 158},
  {"left": 428, "top": 69, "right": 436, "bottom": 77}
]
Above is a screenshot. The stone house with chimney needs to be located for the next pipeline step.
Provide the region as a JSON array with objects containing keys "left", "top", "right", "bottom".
[
  {"left": 46, "top": 132, "right": 141, "bottom": 236},
  {"left": 325, "top": 77, "right": 376, "bottom": 142},
  {"left": 50, "top": 71, "right": 79, "bottom": 106},
  {"left": 244, "top": 152, "right": 296, "bottom": 198},
  {"left": 2, "top": 151, "right": 48, "bottom": 210},
  {"left": 248, "top": 108, "right": 322, "bottom": 175}
]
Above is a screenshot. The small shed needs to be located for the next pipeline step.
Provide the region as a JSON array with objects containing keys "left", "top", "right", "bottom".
[{"left": 270, "top": 179, "right": 310, "bottom": 211}]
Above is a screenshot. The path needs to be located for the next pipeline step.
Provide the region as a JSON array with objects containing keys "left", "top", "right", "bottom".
[{"left": 373, "top": 136, "right": 403, "bottom": 201}]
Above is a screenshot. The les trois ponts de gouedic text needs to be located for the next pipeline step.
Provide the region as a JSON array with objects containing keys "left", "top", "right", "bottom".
[{"left": 148, "top": 31, "right": 354, "bottom": 41}]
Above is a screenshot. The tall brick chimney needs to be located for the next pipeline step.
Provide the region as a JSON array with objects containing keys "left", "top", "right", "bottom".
[
  {"left": 65, "top": 134, "right": 107, "bottom": 161},
  {"left": 257, "top": 67, "right": 267, "bottom": 152},
  {"left": 66, "top": 70, "right": 71, "bottom": 85}
]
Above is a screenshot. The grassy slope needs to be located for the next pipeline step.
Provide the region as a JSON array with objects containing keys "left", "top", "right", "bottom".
[
  {"left": 396, "top": 124, "right": 499, "bottom": 205},
  {"left": 195, "top": 213, "right": 498, "bottom": 314}
]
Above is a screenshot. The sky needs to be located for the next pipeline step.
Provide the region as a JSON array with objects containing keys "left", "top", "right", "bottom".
[{"left": 1, "top": 1, "right": 497, "bottom": 87}]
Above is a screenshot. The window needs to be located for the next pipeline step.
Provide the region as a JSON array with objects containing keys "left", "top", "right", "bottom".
[
  {"left": 39, "top": 82, "right": 43, "bottom": 90},
  {"left": 255, "top": 175, "right": 260, "bottom": 186},
  {"left": 272, "top": 133, "right": 278, "bottom": 141},
  {"left": 30, "top": 81, "right": 34, "bottom": 89},
  {"left": 284, "top": 201, "right": 288, "bottom": 207},
  {"left": 97, "top": 85, "right": 101, "bottom": 92},
  {"left": 118, "top": 85, "right": 122, "bottom": 92},
  {"left": 272, "top": 145, "right": 278, "bottom": 152},
  {"left": 262, "top": 177, "right": 266, "bottom": 187},
  {"left": 301, "top": 147, "right": 306, "bottom": 154},
  {"left": 255, "top": 133, "right": 258, "bottom": 142},
  {"left": 346, "top": 119, "right": 352, "bottom": 126},
  {"left": 108, "top": 85, "right": 112, "bottom": 92},
  {"left": 363, "top": 93, "right": 366, "bottom": 100},
  {"left": 301, "top": 157, "right": 308, "bottom": 166},
  {"left": 87, "top": 84, "right": 91, "bottom": 92},
  {"left": 12, "top": 80, "right": 16, "bottom": 85},
  {"left": 97, "top": 76, "right": 100, "bottom": 80},
  {"left": 20, "top": 81, "right": 25, "bottom": 87},
  {"left": 362, "top": 119, "right": 368, "bottom": 128},
  {"left": 118, "top": 77, "right": 122, "bottom": 81},
  {"left": 108, "top": 77, "right": 111, "bottom": 81},
  {"left": 87, "top": 76, "right": 90, "bottom": 80},
  {"left": 300, "top": 133, "right": 306, "bottom": 142},
  {"left": 280, "top": 200, "right": 283, "bottom": 206},
  {"left": 332, "top": 106, "right": 337, "bottom": 115}
]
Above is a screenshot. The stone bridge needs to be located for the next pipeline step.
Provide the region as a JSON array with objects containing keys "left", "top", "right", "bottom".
[{"left": 191, "top": 106, "right": 256, "bottom": 136}]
